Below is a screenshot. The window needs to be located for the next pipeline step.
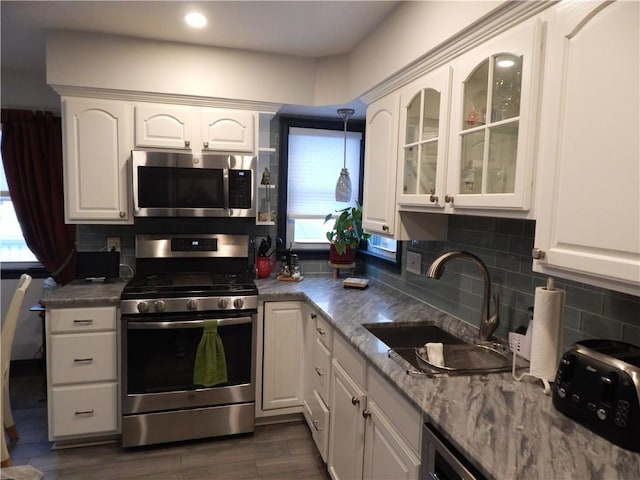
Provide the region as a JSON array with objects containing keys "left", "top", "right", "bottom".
[
  {"left": 279, "top": 116, "right": 399, "bottom": 266},
  {"left": 0, "top": 130, "right": 39, "bottom": 264},
  {"left": 285, "top": 125, "right": 363, "bottom": 250}
]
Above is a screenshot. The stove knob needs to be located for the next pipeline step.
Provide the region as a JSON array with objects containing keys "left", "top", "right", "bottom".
[
  {"left": 233, "top": 298, "right": 245, "bottom": 309},
  {"left": 187, "top": 299, "right": 198, "bottom": 310},
  {"left": 218, "top": 298, "right": 229, "bottom": 309},
  {"left": 154, "top": 300, "right": 166, "bottom": 313},
  {"left": 137, "top": 302, "right": 149, "bottom": 313}
]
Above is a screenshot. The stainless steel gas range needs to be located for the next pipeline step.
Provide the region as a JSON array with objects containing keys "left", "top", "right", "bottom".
[{"left": 120, "top": 234, "right": 258, "bottom": 448}]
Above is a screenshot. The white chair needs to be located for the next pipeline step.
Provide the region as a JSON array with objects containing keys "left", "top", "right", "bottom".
[{"left": 1, "top": 273, "right": 32, "bottom": 468}]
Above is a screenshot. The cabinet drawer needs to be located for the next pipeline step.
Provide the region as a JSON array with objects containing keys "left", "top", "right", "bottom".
[
  {"left": 314, "top": 315, "right": 333, "bottom": 349},
  {"left": 50, "top": 332, "right": 117, "bottom": 385},
  {"left": 50, "top": 383, "right": 118, "bottom": 439},
  {"left": 313, "top": 337, "right": 331, "bottom": 404},
  {"left": 368, "top": 367, "right": 421, "bottom": 454},
  {"left": 50, "top": 306, "right": 116, "bottom": 333},
  {"left": 333, "top": 333, "right": 366, "bottom": 387},
  {"left": 308, "top": 390, "right": 330, "bottom": 462}
]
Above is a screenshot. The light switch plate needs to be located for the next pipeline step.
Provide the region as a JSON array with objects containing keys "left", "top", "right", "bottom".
[{"left": 406, "top": 251, "right": 421, "bottom": 275}]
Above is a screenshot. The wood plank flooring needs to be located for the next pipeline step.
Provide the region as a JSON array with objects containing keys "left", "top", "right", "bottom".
[{"left": 5, "top": 362, "right": 330, "bottom": 479}]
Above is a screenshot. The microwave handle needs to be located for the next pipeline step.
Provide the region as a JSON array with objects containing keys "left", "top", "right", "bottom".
[
  {"left": 223, "top": 167, "right": 230, "bottom": 210},
  {"left": 127, "top": 316, "right": 252, "bottom": 330}
]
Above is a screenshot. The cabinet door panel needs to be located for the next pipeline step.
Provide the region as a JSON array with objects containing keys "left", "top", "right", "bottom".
[
  {"left": 533, "top": 0, "right": 640, "bottom": 294},
  {"left": 201, "top": 108, "right": 255, "bottom": 153},
  {"left": 328, "top": 359, "right": 365, "bottom": 480},
  {"left": 63, "top": 98, "right": 130, "bottom": 222},
  {"left": 134, "top": 104, "right": 193, "bottom": 149},
  {"left": 363, "top": 401, "right": 420, "bottom": 480},
  {"left": 262, "top": 302, "right": 304, "bottom": 410}
]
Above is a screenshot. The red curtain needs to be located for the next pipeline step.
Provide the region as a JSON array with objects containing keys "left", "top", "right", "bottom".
[{"left": 1, "top": 109, "right": 76, "bottom": 284}]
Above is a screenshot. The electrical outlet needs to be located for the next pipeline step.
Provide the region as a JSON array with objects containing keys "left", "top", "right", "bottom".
[
  {"left": 107, "top": 237, "right": 121, "bottom": 252},
  {"left": 406, "top": 251, "right": 421, "bottom": 275}
]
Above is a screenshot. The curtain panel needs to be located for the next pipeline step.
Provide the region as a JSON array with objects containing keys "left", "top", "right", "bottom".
[{"left": 1, "top": 109, "right": 76, "bottom": 284}]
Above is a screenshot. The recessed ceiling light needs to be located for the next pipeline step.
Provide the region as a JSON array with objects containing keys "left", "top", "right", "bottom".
[{"left": 185, "top": 12, "right": 207, "bottom": 28}]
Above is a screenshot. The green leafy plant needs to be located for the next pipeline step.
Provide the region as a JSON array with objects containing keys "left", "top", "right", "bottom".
[{"left": 324, "top": 204, "right": 371, "bottom": 255}]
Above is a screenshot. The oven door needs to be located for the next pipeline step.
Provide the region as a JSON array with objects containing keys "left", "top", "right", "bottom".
[{"left": 122, "top": 312, "right": 256, "bottom": 415}]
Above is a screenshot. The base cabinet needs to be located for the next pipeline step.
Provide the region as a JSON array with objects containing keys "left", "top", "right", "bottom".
[
  {"left": 46, "top": 306, "right": 119, "bottom": 441},
  {"left": 261, "top": 301, "right": 305, "bottom": 412}
]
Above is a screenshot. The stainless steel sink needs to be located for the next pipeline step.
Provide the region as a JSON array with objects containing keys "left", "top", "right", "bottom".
[{"left": 363, "top": 321, "right": 516, "bottom": 376}]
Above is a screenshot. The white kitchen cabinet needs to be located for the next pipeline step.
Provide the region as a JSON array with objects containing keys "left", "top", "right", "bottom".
[
  {"left": 62, "top": 97, "right": 132, "bottom": 223},
  {"left": 261, "top": 301, "right": 305, "bottom": 412},
  {"left": 134, "top": 103, "right": 256, "bottom": 153},
  {"left": 328, "top": 358, "right": 367, "bottom": 480},
  {"left": 327, "top": 333, "right": 421, "bottom": 480},
  {"left": 533, "top": 0, "right": 640, "bottom": 295},
  {"left": 446, "top": 18, "right": 543, "bottom": 213},
  {"left": 134, "top": 103, "right": 194, "bottom": 149},
  {"left": 397, "top": 66, "right": 452, "bottom": 210},
  {"left": 46, "top": 306, "right": 120, "bottom": 441},
  {"left": 362, "top": 93, "right": 400, "bottom": 236},
  {"left": 303, "top": 308, "right": 334, "bottom": 461},
  {"left": 362, "top": 93, "right": 448, "bottom": 241}
]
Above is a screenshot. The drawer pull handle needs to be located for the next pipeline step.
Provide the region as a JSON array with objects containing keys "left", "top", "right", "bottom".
[
  {"left": 316, "top": 327, "right": 325, "bottom": 336},
  {"left": 74, "top": 358, "right": 94, "bottom": 363},
  {"left": 74, "top": 410, "right": 94, "bottom": 416},
  {"left": 351, "top": 396, "right": 360, "bottom": 406},
  {"left": 312, "top": 420, "right": 322, "bottom": 431},
  {"left": 73, "top": 319, "right": 94, "bottom": 325},
  {"left": 315, "top": 367, "right": 324, "bottom": 377}
]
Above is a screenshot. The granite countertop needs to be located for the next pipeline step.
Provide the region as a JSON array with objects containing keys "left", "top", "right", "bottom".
[
  {"left": 256, "top": 275, "right": 640, "bottom": 480},
  {"left": 40, "top": 278, "right": 128, "bottom": 308}
]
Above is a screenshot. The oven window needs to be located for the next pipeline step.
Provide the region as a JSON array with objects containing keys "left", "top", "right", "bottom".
[
  {"left": 137, "top": 166, "right": 224, "bottom": 209},
  {"left": 127, "top": 322, "right": 252, "bottom": 393}
]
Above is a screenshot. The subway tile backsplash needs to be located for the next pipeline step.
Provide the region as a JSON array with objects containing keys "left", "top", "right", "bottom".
[
  {"left": 79, "top": 214, "right": 640, "bottom": 350},
  {"left": 365, "top": 215, "right": 640, "bottom": 350}
]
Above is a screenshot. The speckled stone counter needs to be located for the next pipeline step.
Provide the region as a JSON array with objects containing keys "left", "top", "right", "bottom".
[
  {"left": 257, "top": 275, "right": 640, "bottom": 480},
  {"left": 41, "top": 278, "right": 127, "bottom": 308}
]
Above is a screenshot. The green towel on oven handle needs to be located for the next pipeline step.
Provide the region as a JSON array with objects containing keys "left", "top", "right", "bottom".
[{"left": 193, "top": 319, "right": 228, "bottom": 387}]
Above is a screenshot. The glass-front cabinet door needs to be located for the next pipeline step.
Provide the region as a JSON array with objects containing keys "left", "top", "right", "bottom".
[
  {"left": 447, "top": 19, "right": 543, "bottom": 211},
  {"left": 397, "top": 66, "right": 451, "bottom": 209}
]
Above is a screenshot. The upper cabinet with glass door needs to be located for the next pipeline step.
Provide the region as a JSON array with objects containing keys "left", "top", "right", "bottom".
[
  {"left": 397, "top": 66, "right": 452, "bottom": 210},
  {"left": 447, "top": 19, "right": 543, "bottom": 212}
]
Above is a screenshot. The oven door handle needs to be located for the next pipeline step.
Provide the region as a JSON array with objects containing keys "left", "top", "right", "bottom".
[{"left": 127, "top": 317, "right": 252, "bottom": 329}]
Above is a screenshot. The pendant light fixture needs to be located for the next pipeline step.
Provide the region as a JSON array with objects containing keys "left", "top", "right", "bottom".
[{"left": 335, "top": 108, "right": 355, "bottom": 202}]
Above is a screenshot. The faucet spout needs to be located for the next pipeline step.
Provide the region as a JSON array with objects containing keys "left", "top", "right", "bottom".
[{"left": 426, "top": 250, "right": 500, "bottom": 342}]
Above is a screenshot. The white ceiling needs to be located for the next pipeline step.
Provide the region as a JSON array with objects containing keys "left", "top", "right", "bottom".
[{"left": 1, "top": 1, "right": 399, "bottom": 71}]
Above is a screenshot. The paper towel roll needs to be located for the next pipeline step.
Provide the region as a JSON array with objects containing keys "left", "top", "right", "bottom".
[{"left": 529, "top": 285, "right": 565, "bottom": 382}]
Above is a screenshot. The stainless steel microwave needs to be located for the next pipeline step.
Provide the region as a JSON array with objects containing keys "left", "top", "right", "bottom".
[{"left": 131, "top": 150, "right": 256, "bottom": 218}]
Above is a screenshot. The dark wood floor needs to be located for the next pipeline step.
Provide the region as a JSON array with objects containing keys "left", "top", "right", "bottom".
[{"left": 5, "top": 362, "right": 330, "bottom": 479}]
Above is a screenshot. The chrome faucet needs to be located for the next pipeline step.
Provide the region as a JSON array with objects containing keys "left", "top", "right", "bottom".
[{"left": 426, "top": 250, "right": 500, "bottom": 342}]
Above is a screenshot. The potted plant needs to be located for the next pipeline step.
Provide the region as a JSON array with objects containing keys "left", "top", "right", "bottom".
[{"left": 324, "top": 204, "right": 371, "bottom": 263}]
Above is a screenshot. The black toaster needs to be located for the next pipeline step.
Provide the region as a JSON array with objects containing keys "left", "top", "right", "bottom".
[{"left": 552, "top": 339, "right": 640, "bottom": 451}]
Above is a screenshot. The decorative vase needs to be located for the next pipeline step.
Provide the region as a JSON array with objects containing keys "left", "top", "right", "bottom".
[{"left": 329, "top": 244, "right": 355, "bottom": 264}]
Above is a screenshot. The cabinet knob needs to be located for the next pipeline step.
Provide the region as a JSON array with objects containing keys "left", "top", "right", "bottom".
[
  {"left": 429, "top": 194, "right": 439, "bottom": 203},
  {"left": 351, "top": 396, "right": 360, "bottom": 406},
  {"left": 362, "top": 410, "right": 371, "bottom": 419},
  {"left": 310, "top": 313, "right": 317, "bottom": 320},
  {"left": 203, "top": 141, "right": 209, "bottom": 148},
  {"left": 315, "top": 367, "right": 324, "bottom": 377},
  {"left": 532, "top": 248, "right": 545, "bottom": 260},
  {"left": 382, "top": 224, "right": 389, "bottom": 232},
  {"left": 444, "top": 194, "right": 454, "bottom": 204},
  {"left": 119, "top": 211, "right": 126, "bottom": 218},
  {"left": 316, "top": 327, "right": 325, "bottom": 336},
  {"left": 184, "top": 140, "right": 191, "bottom": 147}
]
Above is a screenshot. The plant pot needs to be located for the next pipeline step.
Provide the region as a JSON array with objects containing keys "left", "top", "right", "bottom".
[{"left": 329, "top": 244, "right": 355, "bottom": 264}]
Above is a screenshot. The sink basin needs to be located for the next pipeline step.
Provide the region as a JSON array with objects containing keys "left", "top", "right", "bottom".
[
  {"left": 363, "top": 322, "right": 464, "bottom": 348},
  {"left": 363, "top": 321, "right": 515, "bottom": 376}
]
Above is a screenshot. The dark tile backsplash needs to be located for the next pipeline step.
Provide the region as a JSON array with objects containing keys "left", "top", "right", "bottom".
[
  {"left": 79, "top": 213, "right": 639, "bottom": 350},
  {"left": 365, "top": 215, "right": 640, "bottom": 350}
]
